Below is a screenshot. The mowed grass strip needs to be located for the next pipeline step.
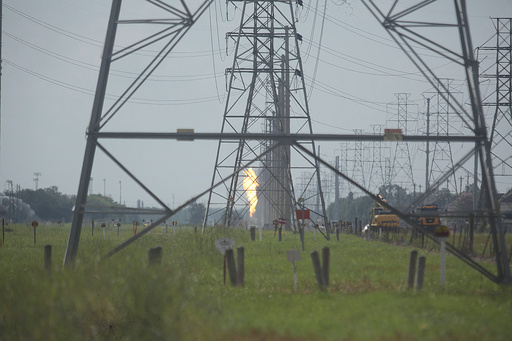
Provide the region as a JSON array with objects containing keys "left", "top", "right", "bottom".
[{"left": 0, "top": 224, "right": 510, "bottom": 340}]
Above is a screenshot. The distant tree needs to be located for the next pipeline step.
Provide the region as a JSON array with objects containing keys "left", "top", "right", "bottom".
[
  {"left": 331, "top": 192, "right": 374, "bottom": 224},
  {"left": 18, "top": 186, "right": 75, "bottom": 222},
  {"left": 454, "top": 192, "right": 473, "bottom": 212},
  {"left": 378, "top": 184, "right": 411, "bottom": 208},
  {"left": 188, "top": 202, "right": 205, "bottom": 225},
  {"left": 434, "top": 188, "right": 457, "bottom": 209}
]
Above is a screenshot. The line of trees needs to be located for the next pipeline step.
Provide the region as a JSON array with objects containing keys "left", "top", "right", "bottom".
[{"left": 1, "top": 186, "right": 201, "bottom": 225}]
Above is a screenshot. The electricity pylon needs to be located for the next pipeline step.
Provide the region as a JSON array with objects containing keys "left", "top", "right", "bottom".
[
  {"left": 387, "top": 93, "right": 416, "bottom": 191},
  {"left": 64, "top": 0, "right": 214, "bottom": 266},
  {"left": 362, "top": 0, "right": 510, "bottom": 284},
  {"left": 424, "top": 79, "right": 463, "bottom": 195},
  {"left": 202, "top": 0, "right": 328, "bottom": 234},
  {"left": 479, "top": 18, "right": 512, "bottom": 180}
]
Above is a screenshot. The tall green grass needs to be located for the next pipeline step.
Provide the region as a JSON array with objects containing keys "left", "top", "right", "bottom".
[{"left": 1, "top": 224, "right": 510, "bottom": 340}]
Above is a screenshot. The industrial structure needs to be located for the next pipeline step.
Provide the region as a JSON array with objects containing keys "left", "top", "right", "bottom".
[{"left": 202, "top": 0, "right": 328, "bottom": 232}]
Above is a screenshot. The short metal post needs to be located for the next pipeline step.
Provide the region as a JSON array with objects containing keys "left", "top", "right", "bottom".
[
  {"left": 416, "top": 255, "right": 426, "bottom": 290},
  {"left": 44, "top": 244, "right": 52, "bottom": 275},
  {"left": 225, "top": 249, "right": 237, "bottom": 286},
  {"left": 322, "top": 247, "right": 330, "bottom": 287},
  {"left": 407, "top": 250, "right": 418, "bottom": 289},
  {"left": 237, "top": 246, "right": 245, "bottom": 287},
  {"left": 311, "top": 250, "right": 326, "bottom": 290}
]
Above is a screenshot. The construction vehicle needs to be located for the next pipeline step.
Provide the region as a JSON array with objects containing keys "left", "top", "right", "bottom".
[
  {"left": 417, "top": 204, "right": 440, "bottom": 234},
  {"left": 369, "top": 194, "right": 400, "bottom": 232}
]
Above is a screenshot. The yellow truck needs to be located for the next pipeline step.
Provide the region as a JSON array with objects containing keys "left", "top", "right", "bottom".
[
  {"left": 417, "top": 204, "right": 440, "bottom": 233},
  {"left": 370, "top": 194, "right": 400, "bottom": 231}
]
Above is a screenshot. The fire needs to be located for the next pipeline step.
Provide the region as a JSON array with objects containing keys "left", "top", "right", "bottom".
[{"left": 242, "top": 167, "right": 259, "bottom": 218}]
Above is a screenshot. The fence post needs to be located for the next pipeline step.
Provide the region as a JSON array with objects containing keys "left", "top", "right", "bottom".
[
  {"left": 225, "top": 249, "right": 237, "bottom": 286},
  {"left": 407, "top": 250, "right": 418, "bottom": 289},
  {"left": 250, "top": 227, "right": 255, "bottom": 241},
  {"left": 148, "top": 246, "right": 163, "bottom": 265},
  {"left": 416, "top": 255, "right": 426, "bottom": 290},
  {"left": 311, "top": 251, "right": 326, "bottom": 290},
  {"left": 322, "top": 247, "right": 330, "bottom": 287},
  {"left": 469, "top": 213, "right": 474, "bottom": 252},
  {"left": 237, "top": 246, "right": 245, "bottom": 287},
  {"left": 44, "top": 244, "right": 52, "bottom": 275}
]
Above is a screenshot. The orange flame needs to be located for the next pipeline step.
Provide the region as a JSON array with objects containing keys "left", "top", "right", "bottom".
[{"left": 242, "top": 168, "right": 259, "bottom": 218}]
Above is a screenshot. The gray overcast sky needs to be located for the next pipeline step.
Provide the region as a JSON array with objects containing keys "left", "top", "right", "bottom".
[{"left": 1, "top": 0, "right": 511, "bottom": 210}]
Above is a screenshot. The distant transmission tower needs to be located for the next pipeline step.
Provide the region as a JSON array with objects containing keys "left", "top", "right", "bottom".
[
  {"left": 203, "top": 0, "right": 328, "bottom": 231},
  {"left": 368, "top": 124, "right": 389, "bottom": 193},
  {"left": 351, "top": 129, "right": 366, "bottom": 190},
  {"left": 387, "top": 93, "right": 416, "bottom": 191},
  {"left": 479, "top": 18, "right": 512, "bottom": 181},
  {"left": 423, "top": 79, "right": 463, "bottom": 195}
]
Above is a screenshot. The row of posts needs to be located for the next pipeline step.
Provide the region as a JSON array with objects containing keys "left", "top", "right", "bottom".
[{"left": 40, "top": 246, "right": 433, "bottom": 291}]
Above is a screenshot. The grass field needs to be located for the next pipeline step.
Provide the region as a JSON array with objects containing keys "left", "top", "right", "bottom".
[{"left": 1, "top": 223, "right": 511, "bottom": 340}]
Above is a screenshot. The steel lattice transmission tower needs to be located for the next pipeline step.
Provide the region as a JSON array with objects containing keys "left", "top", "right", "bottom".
[
  {"left": 362, "top": 0, "right": 510, "bottom": 283},
  {"left": 63, "top": 0, "right": 215, "bottom": 266},
  {"left": 479, "top": 18, "right": 512, "bottom": 179},
  {"left": 387, "top": 93, "right": 416, "bottom": 191},
  {"left": 202, "top": 0, "right": 328, "bottom": 232},
  {"left": 425, "top": 79, "right": 462, "bottom": 195}
]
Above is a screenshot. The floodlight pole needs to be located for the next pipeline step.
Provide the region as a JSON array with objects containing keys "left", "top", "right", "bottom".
[{"left": 64, "top": 0, "right": 122, "bottom": 266}]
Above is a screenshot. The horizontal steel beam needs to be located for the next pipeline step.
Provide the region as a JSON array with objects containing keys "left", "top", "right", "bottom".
[{"left": 91, "top": 132, "right": 484, "bottom": 143}]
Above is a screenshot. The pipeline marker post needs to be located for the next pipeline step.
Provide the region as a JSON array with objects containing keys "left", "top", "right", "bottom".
[
  {"left": 101, "top": 223, "right": 106, "bottom": 239},
  {"left": 286, "top": 249, "right": 301, "bottom": 291},
  {"left": 278, "top": 218, "right": 286, "bottom": 242}
]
